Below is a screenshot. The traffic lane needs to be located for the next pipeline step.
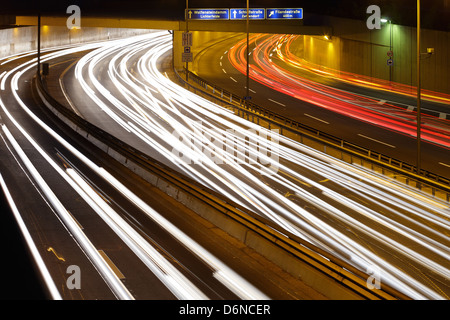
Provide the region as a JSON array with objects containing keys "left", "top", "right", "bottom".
[
  {"left": 0, "top": 55, "right": 122, "bottom": 299},
  {"left": 263, "top": 154, "right": 450, "bottom": 262},
  {"left": 101, "top": 56, "right": 450, "bottom": 299},
  {"left": 59, "top": 54, "right": 176, "bottom": 167},
  {"left": 38, "top": 50, "right": 322, "bottom": 300},
  {"left": 188, "top": 38, "right": 450, "bottom": 296},
  {"left": 193, "top": 35, "right": 450, "bottom": 179},
  {"left": 0, "top": 130, "right": 117, "bottom": 300},
  {"left": 80, "top": 140, "right": 326, "bottom": 300},
  {"left": 54, "top": 148, "right": 242, "bottom": 300},
  {"left": 59, "top": 42, "right": 385, "bottom": 299},
  {"left": 24, "top": 67, "right": 247, "bottom": 299},
  {"left": 3, "top": 60, "right": 185, "bottom": 299},
  {"left": 56, "top": 35, "right": 449, "bottom": 298}
]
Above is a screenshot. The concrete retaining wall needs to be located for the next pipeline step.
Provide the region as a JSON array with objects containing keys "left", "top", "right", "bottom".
[
  {"left": 293, "top": 16, "right": 450, "bottom": 94},
  {"left": 0, "top": 25, "right": 151, "bottom": 59}
]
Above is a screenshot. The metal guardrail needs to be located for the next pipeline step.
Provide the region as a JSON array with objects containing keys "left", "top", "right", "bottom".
[
  {"left": 34, "top": 73, "right": 411, "bottom": 300},
  {"left": 175, "top": 68, "right": 450, "bottom": 203}
]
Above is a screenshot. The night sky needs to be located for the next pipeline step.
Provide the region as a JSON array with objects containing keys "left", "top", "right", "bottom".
[{"left": 1, "top": 1, "right": 449, "bottom": 30}]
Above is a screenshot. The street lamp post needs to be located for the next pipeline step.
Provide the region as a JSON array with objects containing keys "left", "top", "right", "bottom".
[{"left": 416, "top": 0, "right": 422, "bottom": 174}]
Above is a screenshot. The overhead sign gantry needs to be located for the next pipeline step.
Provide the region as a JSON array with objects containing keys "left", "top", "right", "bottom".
[
  {"left": 186, "top": 8, "right": 303, "bottom": 20},
  {"left": 266, "top": 8, "right": 303, "bottom": 20},
  {"left": 230, "top": 8, "right": 265, "bottom": 20}
]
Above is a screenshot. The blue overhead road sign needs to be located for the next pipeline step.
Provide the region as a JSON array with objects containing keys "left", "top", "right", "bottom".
[
  {"left": 230, "top": 8, "right": 265, "bottom": 20},
  {"left": 266, "top": 8, "right": 303, "bottom": 20},
  {"left": 187, "top": 9, "right": 229, "bottom": 20}
]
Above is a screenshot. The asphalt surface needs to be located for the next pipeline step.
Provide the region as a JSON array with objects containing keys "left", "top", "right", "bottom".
[
  {"left": 192, "top": 34, "right": 450, "bottom": 179},
  {"left": 0, "top": 43, "right": 323, "bottom": 300},
  {"left": 51, "top": 34, "right": 450, "bottom": 299}
]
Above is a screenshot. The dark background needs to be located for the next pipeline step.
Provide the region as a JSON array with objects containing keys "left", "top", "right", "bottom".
[{"left": 1, "top": 0, "right": 449, "bottom": 31}]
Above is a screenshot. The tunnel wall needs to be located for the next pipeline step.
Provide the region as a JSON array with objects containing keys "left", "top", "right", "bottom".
[
  {"left": 175, "top": 21, "right": 449, "bottom": 96},
  {"left": 292, "top": 16, "right": 450, "bottom": 95},
  {"left": 0, "top": 26, "right": 151, "bottom": 59}
]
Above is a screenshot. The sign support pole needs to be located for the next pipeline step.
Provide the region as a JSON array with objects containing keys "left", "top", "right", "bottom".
[
  {"left": 246, "top": 0, "right": 250, "bottom": 101},
  {"left": 185, "top": 0, "right": 189, "bottom": 82},
  {"left": 416, "top": 0, "right": 421, "bottom": 175},
  {"left": 37, "top": 13, "right": 41, "bottom": 76}
]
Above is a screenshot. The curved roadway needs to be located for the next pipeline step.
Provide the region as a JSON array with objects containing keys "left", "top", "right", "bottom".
[
  {"left": 0, "top": 36, "right": 316, "bottom": 300},
  {"left": 49, "top": 32, "right": 450, "bottom": 300}
]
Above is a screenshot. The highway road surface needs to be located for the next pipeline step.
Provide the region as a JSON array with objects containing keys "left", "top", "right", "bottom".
[
  {"left": 0, "top": 36, "right": 322, "bottom": 300},
  {"left": 46, "top": 32, "right": 450, "bottom": 299}
]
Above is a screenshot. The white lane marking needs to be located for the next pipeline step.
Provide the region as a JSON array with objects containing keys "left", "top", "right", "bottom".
[
  {"left": 439, "top": 162, "right": 450, "bottom": 168},
  {"left": 0, "top": 173, "right": 62, "bottom": 300},
  {"left": 220, "top": 61, "right": 222, "bottom": 67},
  {"left": 357, "top": 134, "right": 396, "bottom": 148},
  {"left": 304, "top": 113, "right": 330, "bottom": 124},
  {"left": 268, "top": 98, "right": 286, "bottom": 107},
  {"left": 244, "top": 87, "right": 256, "bottom": 93},
  {"left": 222, "top": 68, "right": 227, "bottom": 74},
  {"left": 220, "top": 55, "right": 223, "bottom": 60},
  {"left": 230, "top": 77, "right": 238, "bottom": 83}
]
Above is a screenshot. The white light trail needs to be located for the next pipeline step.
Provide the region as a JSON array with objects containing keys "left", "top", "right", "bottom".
[
  {"left": 67, "top": 33, "right": 449, "bottom": 299},
  {"left": 0, "top": 35, "right": 269, "bottom": 299},
  {"left": 2, "top": 32, "right": 449, "bottom": 300},
  {"left": 0, "top": 122, "right": 133, "bottom": 300}
]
